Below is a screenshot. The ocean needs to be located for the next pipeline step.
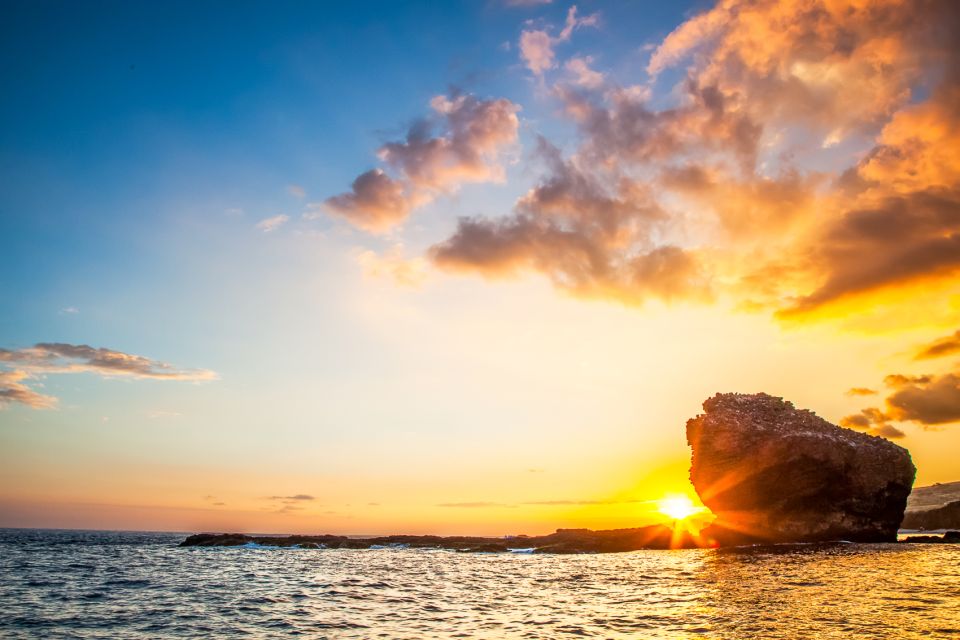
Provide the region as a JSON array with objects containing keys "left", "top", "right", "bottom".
[{"left": 1, "top": 529, "right": 958, "bottom": 638}]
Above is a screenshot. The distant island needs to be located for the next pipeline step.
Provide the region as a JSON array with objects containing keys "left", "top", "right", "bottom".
[{"left": 182, "top": 394, "right": 959, "bottom": 552}]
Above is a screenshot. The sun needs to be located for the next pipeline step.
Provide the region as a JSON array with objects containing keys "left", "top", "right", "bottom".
[{"left": 657, "top": 495, "right": 700, "bottom": 521}]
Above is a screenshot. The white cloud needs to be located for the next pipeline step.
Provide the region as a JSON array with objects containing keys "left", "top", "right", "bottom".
[{"left": 256, "top": 214, "right": 290, "bottom": 233}]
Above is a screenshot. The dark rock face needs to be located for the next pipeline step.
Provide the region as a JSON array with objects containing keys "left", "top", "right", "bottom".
[
  {"left": 901, "top": 500, "right": 960, "bottom": 530},
  {"left": 687, "top": 393, "right": 916, "bottom": 545}
]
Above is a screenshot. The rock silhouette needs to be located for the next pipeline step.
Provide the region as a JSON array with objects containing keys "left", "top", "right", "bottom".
[{"left": 687, "top": 393, "right": 915, "bottom": 545}]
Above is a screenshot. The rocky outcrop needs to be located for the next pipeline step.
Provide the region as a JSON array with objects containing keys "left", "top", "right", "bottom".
[
  {"left": 902, "top": 500, "right": 960, "bottom": 530},
  {"left": 901, "top": 530, "right": 960, "bottom": 543},
  {"left": 180, "top": 525, "right": 702, "bottom": 553},
  {"left": 687, "top": 393, "right": 916, "bottom": 546}
]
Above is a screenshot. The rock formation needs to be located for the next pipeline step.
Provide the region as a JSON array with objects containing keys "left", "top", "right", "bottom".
[
  {"left": 179, "top": 525, "right": 702, "bottom": 553},
  {"left": 687, "top": 393, "right": 916, "bottom": 545},
  {"left": 901, "top": 500, "right": 960, "bottom": 530}
]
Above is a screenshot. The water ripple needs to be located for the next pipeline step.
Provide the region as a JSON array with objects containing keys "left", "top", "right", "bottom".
[{"left": 0, "top": 529, "right": 957, "bottom": 638}]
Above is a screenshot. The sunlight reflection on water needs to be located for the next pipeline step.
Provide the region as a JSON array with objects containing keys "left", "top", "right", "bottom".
[{"left": 1, "top": 530, "right": 958, "bottom": 638}]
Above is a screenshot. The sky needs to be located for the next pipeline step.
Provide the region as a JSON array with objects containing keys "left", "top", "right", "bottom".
[{"left": 1, "top": 0, "right": 959, "bottom": 536}]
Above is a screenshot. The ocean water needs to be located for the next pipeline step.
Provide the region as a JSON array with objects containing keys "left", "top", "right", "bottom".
[{"left": 1, "top": 529, "right": 958, "bottom": 639}]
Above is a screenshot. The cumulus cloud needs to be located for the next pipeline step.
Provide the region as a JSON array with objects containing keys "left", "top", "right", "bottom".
[
  {"left": 519, "top": 5, "right": 599, "bottom": 77},
  {"left": 430, "top": 138, "right": 711, "bottom": 304},
  {"left": 564, "top": 56, "right": 604, "bottom": 89},
  {"left": 379, "top": 94, "right": 520, "bottom": 191},
  {"left": 323, "top": 93, "right": 520, "bottom": 233},
  {"left": 846, "top": 387, "right": 877, "bottom": 397},
  {"left": 256, "top": 214, "right": 290, "bottom": 232},
  {"left": 324, "top": 169, "right": 413, "bottom": 232},
  {"left": 321, "top": 0, "right": 960, "bottom": 319},
  {"left": 0, "top": 343, "right": 217, "bottom": 410},
  {"left": 885, "top": 372, "right": 960, "bottom": 425}
]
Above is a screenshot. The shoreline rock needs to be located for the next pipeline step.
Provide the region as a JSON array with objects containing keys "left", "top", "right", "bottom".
[
  {"left": 179, "top": 525, "right": 702, "bottom": 553},
  {"left": 687, "top": 393, "right": 916, "bottom": 546}
]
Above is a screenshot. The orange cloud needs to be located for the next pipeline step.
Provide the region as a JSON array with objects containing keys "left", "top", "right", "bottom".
[
  {"left": 843, "top": 359, "right": 960, "bottom": 433},
  {"left": 915, "top": 330, "right": 960, "bottom": 360}
]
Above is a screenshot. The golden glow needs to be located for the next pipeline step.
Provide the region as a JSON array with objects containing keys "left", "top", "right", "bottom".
[{"left": 657, "top": 494, "right": 700, "bottom": 521}]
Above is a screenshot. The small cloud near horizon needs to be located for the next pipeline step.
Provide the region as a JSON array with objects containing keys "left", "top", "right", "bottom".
[{"left": 265, "top": 494, "right": 316, "bottom": 501}]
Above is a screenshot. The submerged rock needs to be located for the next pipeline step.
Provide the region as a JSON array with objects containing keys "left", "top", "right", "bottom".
[{"left": 687, "top": 393, "right": 916, "bottom": 546}]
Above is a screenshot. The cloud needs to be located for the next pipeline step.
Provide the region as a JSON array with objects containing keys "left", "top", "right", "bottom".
[
  {"left": 839, "top": 407, "right": 906, "bottom": 439},
  {"left": 915, "top": 330, "right": 960, "bottom": 360},
  {"left": 0, "top": 343, "right": 217, "bottom": 410},
  {"left": 379, "top": 94, "right": 520, "bottom": 192},
  {"left": 0, "top": 343, "right": 217, "bottom": 381},
  {"left": 323, "top": 93, "right": 520, "bottom": 233},
  {"left": 844, "top": 361, "right": 960, "bottom": 433},
  {"left": 59, "top": 307, "right": 79, "bottom": 315},
  {"left": 846, "top": 387, "right": 877, "bottom": 397},
  {"left": 430, "top": 138, "right": 711, "bottom": 304},
  {"left": 356, "top": 243, "right": 428, "bottom": 287},
  {"left": 519, "top": 5, "right": 599, "bottom": 77},
  {"left": 564, "top": 56, "right": 604, "bottom": 89},
  {"left": 0, "top": 371, "right": 57, "bottom": 410},
  {"left": 287, "top": 184, "right": 306, "bottom": 198},
  {"left": 520, "top": 29, "right": 556, "bottom": 76},
  {"left": 779, "top": 188, "right": 960, "bottom": 316},
  {"left": 256, "top": 214, "right": 290, "bottom": 233},
  {"left": 324, "top": 170, "right": 412, "bottom": 232},
  {"left": 266, "top": 494, "right": 316, "bottom": 501},
  {"left": 536, "top": 0, "right": 960, "bottom": 314},
  {"left": 885, "top": 371, "right": 960, "bottom": 426},
  {"left": 313, "top": 0, "right": 960, "bottom": 320}
]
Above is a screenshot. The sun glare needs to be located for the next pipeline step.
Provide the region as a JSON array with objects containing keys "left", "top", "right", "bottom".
[{"left": 658, "top": 495, "right": 699, "bottom": 521}]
